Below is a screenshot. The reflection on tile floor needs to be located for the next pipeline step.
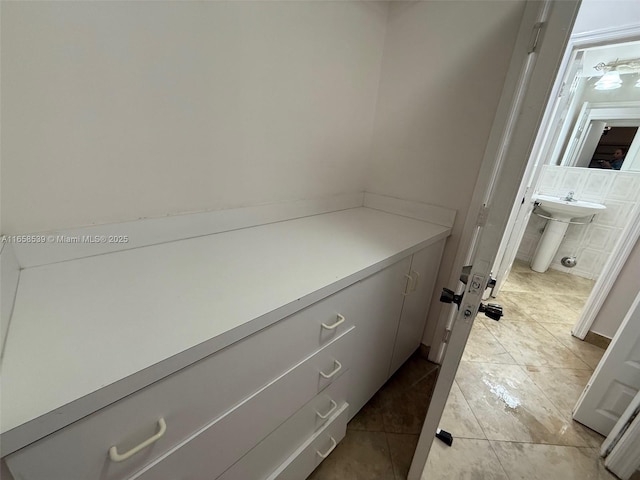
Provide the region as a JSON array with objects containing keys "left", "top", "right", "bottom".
[
  {"left": 309, "top": 261, "right": 612, "bottom": 479},
  {"left": 423, "top": 260, "right": 613, "bottom": 480}
]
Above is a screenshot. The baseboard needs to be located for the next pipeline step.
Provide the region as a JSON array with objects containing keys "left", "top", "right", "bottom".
[
  {"left": 363, "top": 192, "right": 456, "bottom": 229},
  {"left": 584, "top": 331, "right": 611, "bottom": 350},
  {"left": 10, "top": 192, "right": 365, "bottom": 268}
]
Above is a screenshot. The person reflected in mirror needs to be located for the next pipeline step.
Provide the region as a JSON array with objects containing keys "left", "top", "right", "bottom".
[{"left": 598, "top": 148, "right": 626, "bottom": 170}]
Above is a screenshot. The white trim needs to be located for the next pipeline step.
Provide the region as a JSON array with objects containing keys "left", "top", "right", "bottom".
[
  {"left": 601, "top": 379, "right": 640, "bottom": 458},
  {"left": 11, "top": 192, "right": 364, "bottom": 268},
  {"left": 363, "top": 192, "right": 456, "bottom": 228},
  {"left": 570, "top": 24, "right": 640, "bottom": 47},
  {"left": 604, "top": 409, "right": 640, "bottom": 480},
  {"left": 573, "top": 201, "right": 640, "bottom": 339}
]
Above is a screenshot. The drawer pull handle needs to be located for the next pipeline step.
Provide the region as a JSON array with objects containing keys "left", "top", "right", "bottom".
[
  {"left": 321, "top": 314, "right": 345, "bottom": 330},
  {"left": 316, "top": 436, "right": 338, "bottom": 459},
  {"left": 316, "top": 399, "right": 338, "bottom": 420},
  {"left": 319, "top": 360, "right": 342, "bottom": 379},
  {"left": 411, "top": 270, "right": 420, "bottom": 292},
  {"left": 109, "top": 418, "right": 167, "bottom": 462},
  {"left": 402, "top": 274, "right": 414, "bottom": 296}
]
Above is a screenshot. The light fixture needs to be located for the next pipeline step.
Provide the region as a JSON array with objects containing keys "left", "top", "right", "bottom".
[
  {"left": 593, "top": 58, "right": 640, "bottom": 90},
  {"left": 594, "top": 70, "right": 622, "bottom": 90},
  {"left": 636, "top": 77, "right": 640, "bottom": 88}
]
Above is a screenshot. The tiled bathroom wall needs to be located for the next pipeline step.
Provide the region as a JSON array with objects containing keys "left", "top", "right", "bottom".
[{"left": 516, "top": 165, "right": 640, "bottom": 279}]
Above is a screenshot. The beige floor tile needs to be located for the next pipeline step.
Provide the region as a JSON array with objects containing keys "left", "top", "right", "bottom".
[
  {"left": 490, "top": 442, "right": 617, "bottom": 480},
  {"left": 573, "top": 422, "right": 607, "bottom": 449},
  {"left": 439, "top": 380, "right": 485, "bottom": 439},
  {"left": 510, "top": 259, "right": 532, "bottom": 274},
  {"left": 552, "top": 293, "right": 590, "bottom": 312},
  {"left": 461, "top": 321, "right": 518, "bottom": 364},
  {"left": 348, "top": 390, "right": 385, "bottom": 432},
  {"left": 308, "top": 430, "right": 394, "bottom": 480},
  {"left": 523, "top": 366, "right": 593, "bottom": 416},
  {"left": 455, "top": 362, "right": 591, "bottom": 446},
  {"left": 387, "top": 433, "right": 418, "bottom": 480},
  {"left": 379, "top": 357, "right": 438, "bottom": 435},
  {"left": 421, "top": 438, "right": 509, "bottom": 480},
  {"left": 500, "top": 271, "right": 539, "bottom": 292},
  {"left": 503, "top": 268, "right": 594, "bottom": 297},
  {"left": 541, "top": 270, "right": 595, "bottom": 297},
  {"left": 501, "top": 291, "right": 580, "bottom": 325},
  {"left": 482, "top": 320, "right": 591, "bottom": 369},
  {"left": 539, "top": 322, "right": 606, "bottom": 369},
  {"left": 492, "top": 296, "right": 537, "bottom": 322}
]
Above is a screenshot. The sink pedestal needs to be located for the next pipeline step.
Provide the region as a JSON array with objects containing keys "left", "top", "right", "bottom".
[
  {"left": 531, "top": 219, "right": 569, "bottom": 273},
  {"left": 529, "top": 194, "right": 606, "bottom": 273}
]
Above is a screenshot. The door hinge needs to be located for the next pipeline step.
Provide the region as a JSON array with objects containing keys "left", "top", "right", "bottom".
[
  {"left": 528, "top": 22, "right": 544, "bottom": 54},
  {"left": 476, "top": 204, "right": 489, "bottom": 227},
  {"left": 443, "top": 328, "right": 452, "bottom": 344}
]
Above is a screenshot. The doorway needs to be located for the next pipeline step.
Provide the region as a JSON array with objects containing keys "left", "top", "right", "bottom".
[
  {"left": 491, "top": 36, "right": 640, "bottom": 346},
  {"left": 421, "top": 22, "right": 640, "bottom": 480}
]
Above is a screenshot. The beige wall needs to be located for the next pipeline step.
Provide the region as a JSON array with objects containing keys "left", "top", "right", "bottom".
[
  {"left": 1, "top": 1, "right": 388, "bottom": 234},
  {"left": 365, "top": 0, "right": 526, "bottom": 345},
  {"left": 591, "top": 238, "right": 640, "bottom": 339}
]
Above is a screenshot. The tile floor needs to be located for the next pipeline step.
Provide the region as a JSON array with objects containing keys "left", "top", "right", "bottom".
[
  {"left": 308, "top": 353, "right": 439, "bottom": 480},
  {"left": 309, "top": 260, "right": 618, "bottom": 479},
  {"left": 423, "top": 260, "right": 614, "bottom": 480}
]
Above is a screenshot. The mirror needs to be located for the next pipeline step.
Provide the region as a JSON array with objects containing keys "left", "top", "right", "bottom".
[{"left": 558, "top": 102, "right": 640, "bottom": 171}]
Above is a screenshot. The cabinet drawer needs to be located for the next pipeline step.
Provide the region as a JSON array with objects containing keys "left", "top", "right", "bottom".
[
  {"left": 5, "top": 294, "right": 355, "bottom": 480},
  {"left": 129, "top": 328, "right": 354, "bottom": 480},
  {"left": 219, "top": 370, "right": 350, "bottom": 480},
  {"left": 268, "top": 403, "right": 349, "bottom": 480}
]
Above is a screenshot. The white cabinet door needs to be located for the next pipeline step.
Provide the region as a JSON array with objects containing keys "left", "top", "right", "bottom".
[
  {"left": 389, "top": 240, "right": 445, "bottom": 375},
  {"left": 573, "top": 290, "right": 640, "bottom": 436},
  {"left": 348, "top": 257, "right": 410, "bottom": 417}
]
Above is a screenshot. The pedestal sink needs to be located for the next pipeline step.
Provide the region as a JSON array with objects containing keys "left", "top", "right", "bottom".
[{"left": 530, "top": 194, "right": 606, "bottom": 273}]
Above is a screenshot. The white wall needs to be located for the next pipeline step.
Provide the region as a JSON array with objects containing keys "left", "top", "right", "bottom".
[
  {"left": 1, "top": 1, "right": 388, "bottom": 234},
  {"left": 365, "top": 0, "right": 526, "bottom": 346},
  {"left": 591, "top": 236, "right": 640, "bottom": 338},
  {"left": 572, "top": 0, "right": 640, "bottom": 35}
]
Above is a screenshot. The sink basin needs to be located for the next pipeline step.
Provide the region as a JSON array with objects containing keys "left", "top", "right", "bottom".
[
  {"left": 534, "top": 194, "right": 606, "bottom": 220},
  {"left": 530, "top": 194, "right": 606, "bottom": 273}
]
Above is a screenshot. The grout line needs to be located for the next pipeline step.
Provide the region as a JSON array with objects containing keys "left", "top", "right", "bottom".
[
  {"left": 486, "top": 440, "right": 514, "bottom": 480},
  {"left": 451, "top": 378, "right": 491, "bottom": 442},
  {"left": 384, "top": 432, "right": 399, "bottom": 480}
]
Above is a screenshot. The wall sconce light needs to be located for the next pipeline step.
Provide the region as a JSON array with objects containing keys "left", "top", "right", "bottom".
[
  {"left": 594, "top": 70, "right": 622, "bottom": 90},
  {"left": 593, "top": 58, "right": 640, "bottom": 90}
]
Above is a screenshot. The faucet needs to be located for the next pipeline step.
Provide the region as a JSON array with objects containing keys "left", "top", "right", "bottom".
[{"left": 563, "top": 191, "right": 575, "bottom": 202}]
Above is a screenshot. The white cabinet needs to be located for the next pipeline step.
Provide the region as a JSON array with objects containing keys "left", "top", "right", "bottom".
[
  {"left": 3, "top": 231, "right": 446, "bottom": 480},
  {"left": 390, "top": 239, "right": 446, "bottom": 375},
  {"left": 346, "top": 255, "right": 410, "bottom": 417}
]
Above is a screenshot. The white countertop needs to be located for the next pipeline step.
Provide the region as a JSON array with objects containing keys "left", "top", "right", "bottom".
[{"left": 0, "top": 207, "right": 449, "bottom": 453}]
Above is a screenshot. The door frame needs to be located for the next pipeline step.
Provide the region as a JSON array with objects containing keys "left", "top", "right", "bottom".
[
  {"left": 409, "top": 1, "right": 581, "bottom": 477},
  {"left": 482, "top": 25, "right": 640, "bottom": 341}
]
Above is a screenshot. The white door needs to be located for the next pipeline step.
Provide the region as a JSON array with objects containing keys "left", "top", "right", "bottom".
[
  {"left": 573, "top": 289, "right": 640, "bottom": 436},
  {"left": 407, "top": 1, "right": 580, "bottom": 478}
]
